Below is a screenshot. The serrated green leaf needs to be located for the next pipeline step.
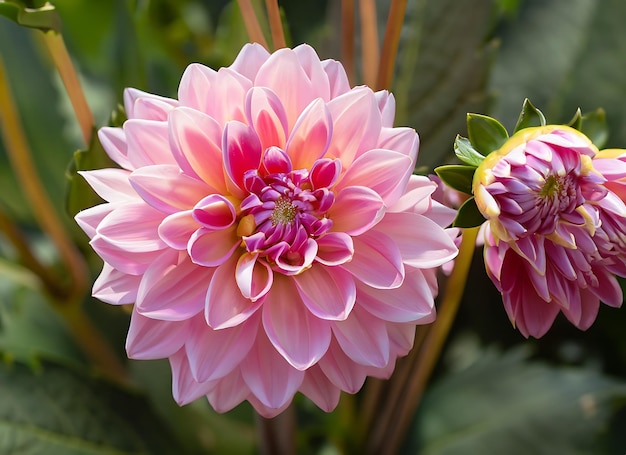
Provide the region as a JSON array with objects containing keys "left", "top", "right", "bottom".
[
  {"left": 581, "top": 108, "right": 608, "bottom": 149},
  {"left": 454, "top": 135, "right": 485, "bottom": 167},
  {"left": 0, "top": 361, "right": 182, "bottom": 454},
  {"left": 0, "top": 1, "right": 61, "bottom": 32},
  {"left": 453, "top": 197, "right": 485, "bottom": 228},
  {"left": 467, "top": 113, "right": 509, "bottom": 156},
  {"left": 435, "top": 165, "right": 476, "bottom": 195},
  {"left": 408, "top": 349, "right": 626, "bottom": 455},
  {"left": 513, "top": 98, "right": 546, "bottom": 132},
  {"left": 567, "top": 108, "right": 582, "bottom": 131}
]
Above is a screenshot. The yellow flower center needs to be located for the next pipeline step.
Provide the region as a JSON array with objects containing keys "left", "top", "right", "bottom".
[{"left": 270, "top": 197, "right": 297, "bottom": 225}]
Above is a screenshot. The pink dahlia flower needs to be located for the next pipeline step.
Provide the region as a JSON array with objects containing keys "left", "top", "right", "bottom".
[
  {"left": 75, "top": 44, "right": 458, "bottom": 416},
  {"left": 474, "top": 125, "right": 626, "bottom": 338}
]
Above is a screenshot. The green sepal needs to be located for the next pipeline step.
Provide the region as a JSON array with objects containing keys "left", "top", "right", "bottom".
[
  {"left": 454, "top": 135, "right": 485, "bottom": 167},
  {"left": 513, "top": 98, "right": 546, "bottom": 133},
  {"left": 567, "top": 108, "right": 582, "bottom": 131},
  {"left": 435, "top": 164, "right": 476, "bottom": 195},
  {"left": 580, "top": 108, "right": 608, "bottom": 149},
  {"left": 453, "top": 197, "right": 486, "bottom": 228},
  {"left": 0, "top": 1, "right": 61, "bottom": 32},
  {"left": 467, "top": 113, "right": 509, "bottom": 156}
]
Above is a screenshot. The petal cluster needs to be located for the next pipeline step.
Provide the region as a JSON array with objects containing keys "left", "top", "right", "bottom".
[
  {"left": 76, "top": 44, "right": 458, "bottom": 416},
  {"left": 474, "top": 126, "right": 626, "bottom": 337}
]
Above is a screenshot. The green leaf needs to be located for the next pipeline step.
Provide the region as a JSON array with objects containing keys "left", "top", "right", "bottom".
[
  {"left": 581, "top": 108, "right": 609, "bottom": 149},
  {"left": 567, "top": 108, "right": 583, "bottom": 131},
  {"left": 392, "top": 0, "right": 495, "bottom": 170},
  {"left": 452, "top": 197, "right": 485, "bottom": 228},
  {"left": 0, "top": 361, "right": 182, "bottom": 454},
  {"left": 408, "top": 349, "right": 626, "bottom": 455},
  {"left": 467, "top": 113, "right": 509, "bottom": 156},
  {"left": 454, "top": 135, "right": 485, "bottom": 167},
  {"left": 435, "top": 165, "right": 476, "bottom": 195},
  {"left": 0, "top": 1, "right": 61, "bottom": 32},
  {"left": 513, "top": 98, "right": 546, "bottom": 132}
]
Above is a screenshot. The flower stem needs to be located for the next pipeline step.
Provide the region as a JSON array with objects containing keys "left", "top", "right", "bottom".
[
  {"left": 359, "top": 0, "right": 380, "bottom": 88},
  {"left": 0, "top": 54, "right": 88, "bottom": 302},
  {"left": 236, "top": 0, "right": 269, "bottom": 49},
  {"left": 341, "top": 0, "right": 356, "bottom": 85},
  {"left": 366, "top": 227, "right": 479, "bottom": 454},
  {"left": 376, "top": 0, "right": 408, "bottom": 90},
  {"left": 265, "top": 0, "right": 286, "bottom": 50},
  {"left": 255, "top": 405, "right": 296, "bottom": 455},
  {"left": 38, "top": 31, "right": 93, "bottom": 147}
]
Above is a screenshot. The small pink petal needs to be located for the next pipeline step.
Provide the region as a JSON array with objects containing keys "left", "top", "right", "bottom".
[
  {"left": 177, "top": 63, "right": 217, "bottom": 112},
  {"left": 205, "top": 368, "right": 250, "bottom": 413},
  {"left": 192, "top": 194, "right": 236, "bottom": 229},
  {"left": 169, "top": 349, "right": 214, "bottom": 405},
  {"left": 92, "top": 262, "right": 140, "bottom": 305},
  {"left": 124, "top": 87, "right": 178, "bottom": 120},
  {"left": 375, "top": 90, "right": 396, "bottom": 127},
  {"left": 75, "top": 203, "right": 116, "bottom": 239},
  {"left": 204, "top": 68, "right": 251, "bottom": 125},
  {"left": 124, "top": 119, "right": 177, "bottom": 167},
  {"left": 299, "top": 365, "right": 341, "bottom": 412},
  {"left": 318, "top": 340, "right": 368, "bottom": 393},
  {"left": 335, "top": 149, "right": 413, "bottom": 205},
  {"left": 377, "top": 126, "right": 419, "bottom": 160},
  {"left": 230, "top": 43, "right": 271, "bottom": 81},
  {"left": 389, "top": 175, "right": 437, "bottom": 214},
  {"left": 331, "top": 306, "right": 390, "bottom": 367},
  {"left": 240, "top": 329, "right": 305, "bottom": 409},
  {"left": 315, "top": 232, "right": 354, "bottom": 266},
  {"left": 310, "top": 158, "right": 341, "bottom": 189},
  {"left": 129, "top": 165, "right": 210, "bottom": 214},
  {"left": 126, "top": 311, "right": 188, "bottom": 359},
  {"left": 236, "top": 253, "right": 273, "bottom": 301},
  {"left": 286, "top": 99, "right": 333, "bottom": 169},
  {"left": 321, "top": 59, "right": 351, "bottom": 98},
  {"left": 98, "top": 127, "right": 132, "bottom": 170},
  {"left": 294, "top": 265, "right": 356, "bottom": 320},
  {"left": 330, "top": 186, "right": 384, "bottom": 236},
  {"left": 188, "top": 226, "right": 240, "bottom": 267},
  {"left": 186, "top": 312, "right": 259, "bottom": 382},
  {"left": 158, "top": 210, "right": 198, "bottom": 250},
  {"left": 90, "top": 235, "right": 165, "bottom": 275},
  {"left": 222, "top": 121, "right": 263, "bottom": 193},
  {"left": 294, "top": 44, "right": 331, "bottom": 100},
  {"left": 341, "top": 230, "right": 404, "bottom": 289},
  {"left": 245, "top": 87, "right": 288, "bottom": 150},
  {"left": 206, "top": 254, "right": 264, "bottom": 329},
  {"left": 78, "top": 169, "right": 136, "bottom": 202},
  {"left": 262, "top": 275, "right": 331, "bottom": 370},
  {"left": 168, "top": 107, "right": 227, "bottom": 192},
  {"left": 136, "top": 250, "right": 211, "bottom": 320}
]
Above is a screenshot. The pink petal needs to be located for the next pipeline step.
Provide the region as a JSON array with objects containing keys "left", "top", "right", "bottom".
[
  {"left": 315, "top": 232, "right": 354, "bottom": 266},
  {"left": 169, "top": 349, "right": 214, "bottom": 405},
  {"left": 240, "top": 329, "right": 305, "bottom": 409},
  {"left": 124, "top": 87, "right": 178, "bottom": 120},
  {"left": 299, "top": 365, "right": 341, "bottom": 412},
  {"left": 330, "top": 186, "right": 384, "bottom": 236},
  {"left": 236, "top": 253, "right": 273, "bottom": 301},
  {"left": 341, "top": 230, "right": 404, "bottom": 289},
  {"left": 168, "top": 107, "right": 227, "bottom": 192},
  {"left": 294, "top": 265, "right": 356, "bottom": 320},
  {"left": 387, "top": 321, "right": 418, "bottom": 356},
  {"left": 188, "top": 226, "right": 239, "bottom": 267},
  {"left": 124, "top": 119, "right": 177, "bottom": 167},
  {"left": 262, "top": 275, "right": 331, "bottom": 370},
  {"left": 78, "top": 169, "right": 136, "bottom": 202},
  {"left": 185, "top": 312, "right": 259, "bottom": 382},
  {"left": 377, "top": 126, "right": 419, "bottom": 160},
  {"left": 389, "top": 175, "right": 437, "bottom": 214},
  {"left": 192, "top": 194, "right": 236, "bottom": 229},
  {"left": 158, "top": 210, "right": 198, "bottom": 250},
  {"left": 90, "top": 235, "right": 165, "bottom": 275},
  {"left": 374, "top": 212, "right": 458, "bottom": 268},
  {"left": 177, "top": 63, "right": 217, "bottom": 112},
  {"left": 203, "top": 68, "right": 251, "bottom": 126},
  {"left": 357, "top": 268, "right": 436, "bottom": 323},
  {"left": 126, "top": 311, "right": 188, "bottom": 359},
  {"left": 206, "top": 254, "right": 264, "bottom": 329},
  {"left": 222, "top": 121, "right": 263, "bottom": 193},
  {"left": 129, "top": 165, "right": 210, "bottom": 214},
  {"left": 136, "top": 250, "right": 210, "bottom": 320},
  {"left": 75, "top": 203, "right": 116, "bottom": 239},
  {"left": 245, "top": 87, "right": 288, "bottom": 150},
  {"left": 326, "top": 87, "right": 382, "bottom": 167},
  {"left": 318, "top": 340, "right": 368, "bottom": 393},
  {"left": 375, "top": 91, "right": 396, "bottom": 127},
  {"left": 230, "top": 43, "right": 271, "bottom": 81},
  {"left": 321, "top": 59, "right": 351, "bottom": 98},
  {"left": 564, "top": 288, "right": 600, "bottom": 330},
  {"left": 310, "top": 158, "right": 341, "bottom": 189},
  {"left": 335, "top": 149, "right": 413, "bottom": 205},
  {"left": 205, "top": 369, "right": 250, "bottom": 413},
  {"left": 92, "top": 262, "right": 140, "bottom": 305},
  {"left": 285, "top": 99, "right": 333, "bottom": 169},
  {"left": 98, "top": 127, "right": 132, "bottom": 170},
  {"left": 96, "top": 202, "right": 165, "bottom": 251},
  {"left": 294, "top": 44, "right": 331, "bottom": 100},
  {"left": 255, "top": 48, "right": 321, "bottom": 129},
  {"left": 331, "top": 306, "right": 390, "bottom": 367}
]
